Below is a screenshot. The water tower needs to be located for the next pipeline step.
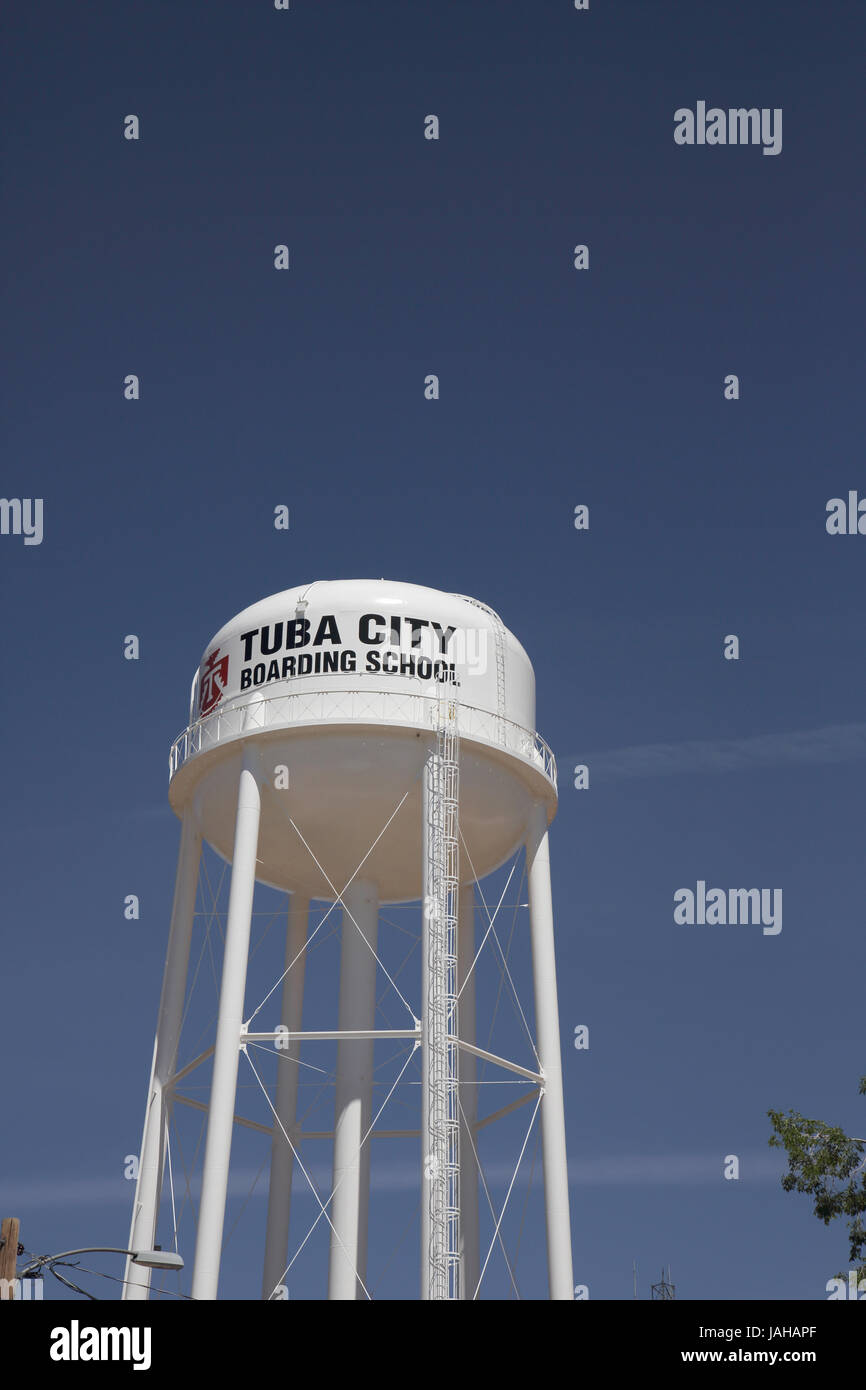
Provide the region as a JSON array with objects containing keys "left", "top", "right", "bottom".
[{"left": 123, "top": 579, "right": 573, "bottom": 1300}]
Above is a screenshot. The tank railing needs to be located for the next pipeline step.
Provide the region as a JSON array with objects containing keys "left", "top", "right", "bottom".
[{"left": 168, "top": 687, "right": 557, "bottom": 791}]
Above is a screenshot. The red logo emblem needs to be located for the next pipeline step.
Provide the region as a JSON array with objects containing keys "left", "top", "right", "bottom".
[{"left": 200, "top": 647, "right": 229, "bottom": 716}]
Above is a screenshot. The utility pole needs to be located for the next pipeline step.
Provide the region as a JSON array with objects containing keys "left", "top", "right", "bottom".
[{"left": 0, "top": 1218, "right": 21, "bottom": 1299}]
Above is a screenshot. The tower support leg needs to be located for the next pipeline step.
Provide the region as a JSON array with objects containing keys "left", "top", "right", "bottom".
[
  {"left": 191, "top": 749, "right": 262, "bottom": 1300},
  {"left": 124, "top": 805, "right": 201, "bottom": 1300},
  {"left": 420, "top": 754, "right": 434, "bottom": 1300},
  {"left": 457, "top": 883, "right": 480, "bottom": 1299},
  {"left": 526, "top": 802, "right": 574, "bottom": 1301},
  {"left": 262, "top": 893, "right": 309, "bottom": 1299},
  {"left": 328, "top": 879, "right": 378, "bottom": 1299}
]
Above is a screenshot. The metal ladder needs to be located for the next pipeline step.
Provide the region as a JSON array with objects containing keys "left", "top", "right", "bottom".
[{"left": 427, "top": 686, "right": 461, "bottom": 1299}]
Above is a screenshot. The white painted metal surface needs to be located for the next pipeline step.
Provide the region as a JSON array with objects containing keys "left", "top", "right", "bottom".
[
  {"left": 123, "top": 807, "right": 201, "bottom": 1301},
  {"left": 328, "top": 879, "right": 379, "bottom": 1300},
  {"left": 457, "top": 884, "right": 479, "bottom": 1299},
  {"left": 191, "top": 749, "right": 262, "bottom": 1301},
  {"left": 262, "top": 893, "right": 308, "bottom": 1301},
  {"left": 127, "top": 579, "right": 573, "bottom": 1303},
  {"left": 526, "top": 802, "right": 575, "bottom": 1300},
  {"left": 168, "top": 581, "right": 555, "bottom": 902}
]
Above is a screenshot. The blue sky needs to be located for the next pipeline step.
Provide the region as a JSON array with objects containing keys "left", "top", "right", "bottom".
[{"left": 2, "top": 0, "right": 864, "bottom": 1300}]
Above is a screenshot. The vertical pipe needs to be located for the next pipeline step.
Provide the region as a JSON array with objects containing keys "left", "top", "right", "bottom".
[
  {"left": 457, "top": 882, "right": 480, "bottom": 1299},
  {"left": 124, "top": 805, "right": 201, "bottom": 1300},
  {"left": 526, "top": 801, "right": 574, "bottom": 1301},
  {"left": 328, "top": 878, "right": 378, "bottom": 1300},
  {"left": 419, "top": 750, "right": 434, "bottom": 1299},
  {"left": 191, "top": 748, "right": 262, "bottom": 1301},
  {"left": 262, "top": 893, "right": 309, "bottom": 1300}
]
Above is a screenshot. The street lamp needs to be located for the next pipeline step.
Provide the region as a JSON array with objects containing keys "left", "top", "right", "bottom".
[{"left": 21, "top": 1247, "right": 183, "bottom": 1282}]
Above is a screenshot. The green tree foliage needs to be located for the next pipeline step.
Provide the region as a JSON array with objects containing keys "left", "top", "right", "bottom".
[{"left": 768, "top": 1077, "right": 866, "bottom": 1280}]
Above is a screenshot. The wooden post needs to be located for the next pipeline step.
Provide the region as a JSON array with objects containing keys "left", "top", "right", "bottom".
[{"left": 0, "top": 1218, "right": 20, "bottom": 1300}]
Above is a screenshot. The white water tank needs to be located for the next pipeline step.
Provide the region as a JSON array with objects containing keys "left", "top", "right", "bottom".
[{"left": 168, "top": 579, "right": 556, "bottom": 900}]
